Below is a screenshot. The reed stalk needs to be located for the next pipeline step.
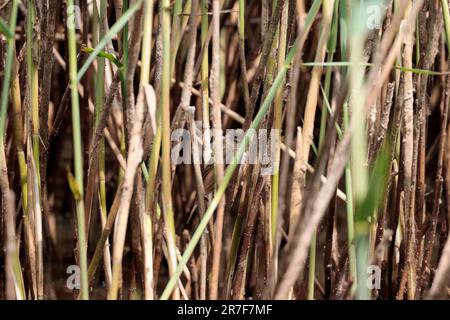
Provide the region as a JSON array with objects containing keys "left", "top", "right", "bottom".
[
  {"left": 140, "top": 0, "right": 155, "bottom": 300},
  {"left": 0, "top": 0, "right": 24, "bottom": 300},
  {"left": 161, "top": 0, "right": 180, "bottom": 300},
  {"left": 67, "top": 0, "right": 89, "bottom": 299}
]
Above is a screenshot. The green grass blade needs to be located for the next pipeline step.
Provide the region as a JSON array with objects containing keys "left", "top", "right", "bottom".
[
  {"left": 0, "top": 17, "right": 13, "bottom": 38},
  {"left": 76, "top": 0, "right": 143, "bottom": 82},
  {"left": 0, "top": 1, "right": 19, "bottom": 140},
  {"left": 81, "top": 46, "right": 123, "bottom": 68}
]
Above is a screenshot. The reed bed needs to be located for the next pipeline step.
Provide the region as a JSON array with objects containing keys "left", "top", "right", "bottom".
[{"left": 1, "top": 0, "right": 450, "bottom": 300}]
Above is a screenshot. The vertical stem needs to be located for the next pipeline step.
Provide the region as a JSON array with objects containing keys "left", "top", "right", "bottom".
[
  {"left": 209, "top": 0, "right": 225, "bottom": 300},
  {"left": 401, "top": 0, "right": 416, "bottom": 300},
  {"left": 201, "top": 0, "right": 211, "bottom": 167},
  {"left": 343, "top": 102, "right": 357, "bottom": 296},
  {"left": 67, "top": 0, "right": 89, "bottom": 300},
  {"left": 4, "top": 189, "right": 25, "bottom": 299},
  {"left": 140, "top": 0, "right": 155, "bottom": 300},
  {"left": 161, "top": 0, "right": 180, "bottom": 300},
  {"left": 0, "top": 0, "right": 19, "bottom": 151},
  {"left": 11, "top": 51, "right": 28, "bottom": 221},
  {"left": 348, "top": 3, "right": 369, "bottom": 300},
  {"left": 140, "top": 0, "right": 154, "bottom": 86},
  {"left": 301, "top": 0, "right": 334, "bottom": 300},
  {"left": 238, "top": 0, "right": 245, "bottom": 36},
  {"left": 119, "top": 0, "right": 129, "bottom": 182},
  {"left": 0, "top": 0, "right": 24, "bottom": 300},
  {"left": 237, "top": 0, "right": 250, "bottom": 114},
  {"left": 314, "top": 1, "right": 339, "bottom": 299},
  {"left": 271, "top": 0, "right": 288, "bottom": 294},
  {"left": 123, "top": 0, "right": 129, "bottom": 69},
  {"left": 95, "top": 0, "right": 113, "bottom": 291},
  {"left": 26, "top": 0, "right": 44, "bottom": 299},
  {"left": 442, "top": 0, "right": 450, "bottom": 53},
  {"left": 200, "top": 0, "right": 210, "bottom": 300},
  {"left": 27, "top": 0, "right": 40, "bottom": 185},
  {"left": 11, "top": 51, "right": 33, "bottom": 298},
  {"left": 170, "top": 0, "right": 184, "bottom": 76}
]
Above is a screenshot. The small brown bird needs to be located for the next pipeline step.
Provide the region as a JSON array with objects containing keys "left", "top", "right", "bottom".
[
  {"left": 202, "top": 163, "right": 216, "bottom": 195},
  {"left": 201, "top": 134, "right": 242, "bottom": 194},
  {"left": 186, "top": 136, "right": 240, "bottom": 223}
]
